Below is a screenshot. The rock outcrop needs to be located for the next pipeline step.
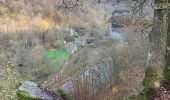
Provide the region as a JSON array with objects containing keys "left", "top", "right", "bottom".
[
  {"left": 61, "top": 57, "right": 116, "bottom": 93},
  {"left": 17, "top": 81, "right": 57, "bottom": 100}
]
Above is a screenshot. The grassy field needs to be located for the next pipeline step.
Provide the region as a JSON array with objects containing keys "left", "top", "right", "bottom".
[{"left": 43, "top": 49, "right": 69, "bottom": 71}]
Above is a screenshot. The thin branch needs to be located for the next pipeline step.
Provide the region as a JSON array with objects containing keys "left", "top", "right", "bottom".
[
  {"left": 131, "top": 0, "right": 151, "bottom": 17},
  {"left": 56, "top": 0, "right": 84, "bottom": 12}
]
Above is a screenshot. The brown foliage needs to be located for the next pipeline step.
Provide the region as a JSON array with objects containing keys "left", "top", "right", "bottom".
[{"left": 105, "top": 16, "right": 147, "bottom": 27}]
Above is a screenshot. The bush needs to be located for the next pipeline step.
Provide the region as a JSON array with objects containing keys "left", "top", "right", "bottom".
[
  {"left": 57, "top": 89, "right": 72, "bottom": 100},
  {"left": 142, "top": 67, "right": 161, "bottom": 99},
  {"left": 64, "top": 36, "right": 75, "bottom": 43},
  {"left": 53, "top": 40, "right": 65, "bottom": 49},
  {"left": 74, "top": 32, "right": 85, "bottom": 37},
  {"left": 0, "top": 62, "right": 21, "bottom": 99},
  {"left": 86, "top": 39, "right": 95, "bottom": 44}
]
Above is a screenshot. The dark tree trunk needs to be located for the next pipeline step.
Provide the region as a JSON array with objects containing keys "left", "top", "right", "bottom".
[
  {"left": 42, "top": 32, "right": 45, "bottom": 47},
  {"left": 164, "top": 0, "right": 170, "bottom": 81}
]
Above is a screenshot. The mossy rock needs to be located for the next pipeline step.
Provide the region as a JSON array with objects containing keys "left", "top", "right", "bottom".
[
  {"left": 17, "top": 81, "right": 56, "bottom": 100},
  {"left": 142, "top": 67, "right": 162, "bottom": 99},
  {"left": 16, "top": 90, "right": 37, "bottom": 100}
]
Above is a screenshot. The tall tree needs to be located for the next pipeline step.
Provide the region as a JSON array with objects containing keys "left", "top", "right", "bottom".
[{"left": 142, "top": 0, "right": 169, "bottom": 99}]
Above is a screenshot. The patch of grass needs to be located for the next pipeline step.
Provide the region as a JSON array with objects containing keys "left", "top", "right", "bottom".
[
  {"left": 17, "top": 90, "right": 37, "bottom": 100},
  {"left": 43, "top": 49, "right": 69, "bottom": 71}
]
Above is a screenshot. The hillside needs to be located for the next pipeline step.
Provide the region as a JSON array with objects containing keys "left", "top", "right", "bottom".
[{"left": 0, "top": 0, "right": 160, "bottom": 100}]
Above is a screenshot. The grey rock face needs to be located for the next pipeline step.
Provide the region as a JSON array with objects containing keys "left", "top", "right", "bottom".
[
  {"left": 19, "top": 81, "right": 57, "bottom": 100},
  {"left": 66, "top": 42, "right": 78, "bottom": 54},
  {"left": 61, "top": 57, "right": 115, "bottom": 93},
  {"left": 86, "top": 57, "right": 115, "bottom": 88},
  {"left": 61, "top": 81, "right": 73, "bottom": 93}
]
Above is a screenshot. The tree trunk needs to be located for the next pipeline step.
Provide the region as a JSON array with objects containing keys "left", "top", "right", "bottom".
[
  {"left": 143, "top": 0, "right": 168, "bottom": 98},
  {"left": 164, "top": 0, "right": 170, "bottom": 82}
]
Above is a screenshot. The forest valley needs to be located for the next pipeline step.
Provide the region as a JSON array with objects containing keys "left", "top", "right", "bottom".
[{"left": 0, "top": 0, "right": 170, "bottom": 100}]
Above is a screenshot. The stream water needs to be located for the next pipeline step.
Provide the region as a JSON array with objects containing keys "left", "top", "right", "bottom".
[{"left": 107, "top": 23, "right": 125, "bottom": 42}]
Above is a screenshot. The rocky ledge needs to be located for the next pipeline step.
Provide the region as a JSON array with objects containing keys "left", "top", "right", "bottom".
[{"left": 17, "top": 81, "right": 57, "bottom": 100}]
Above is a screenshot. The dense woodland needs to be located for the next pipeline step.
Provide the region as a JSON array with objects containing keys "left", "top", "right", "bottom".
[{"left": 0, "top": 0, "right": 170, "bottom": 100}]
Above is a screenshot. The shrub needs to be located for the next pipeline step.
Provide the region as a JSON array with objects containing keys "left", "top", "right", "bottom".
[
  {"left": 74, "top": 32, "right": 85, "bottom": 37},
  {"left": 86, "top": 39, "right": 95, "bottom": 44},
  {"left": 53, "top": 40, "right": 65, "bottom": 49},
  {"left": 0, "top": 62, "right": 21, "bottom": 99},
  {"left": 64, "top": 36, "right": 75, "bottom": 43},
  {"left": 142, "top": 67, "right": 161, "bottom": 99},
  {"left": 57, "top": 89, "right": 72, "bottom": 100}
]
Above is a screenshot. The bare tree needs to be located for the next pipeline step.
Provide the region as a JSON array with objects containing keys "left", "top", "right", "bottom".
[
  {"left": 55, "top": 0, "right": 114, "bottom": 13},
  {"left": 132, "top": 0, "right": 170, "bottom": 99}
]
